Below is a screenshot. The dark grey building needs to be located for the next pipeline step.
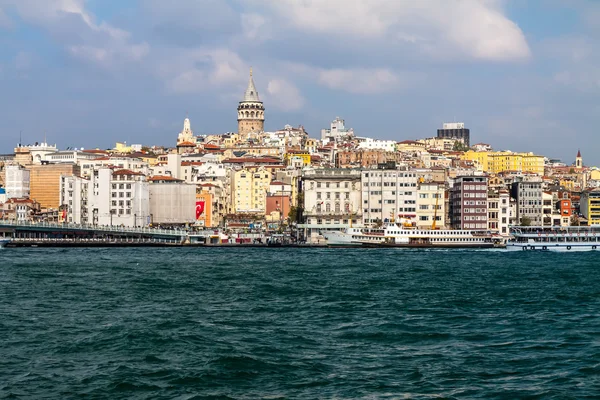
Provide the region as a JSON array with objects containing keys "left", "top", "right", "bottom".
[{"left": 437, "top": 122, "right": 470, "bottom": 147}]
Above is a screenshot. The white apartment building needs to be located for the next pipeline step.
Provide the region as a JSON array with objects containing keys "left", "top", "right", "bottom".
[
  {"left": 361, "top": 169, "right": 419, "bottom": 225},
  {"left": 488, "top": 189, "right": 510, "bottom": 236},
  {"left": 5, "top": 164, "right": 30, "bottom": 199},
  {"left": 300, "top": 168, "right": 362, "bottom": 243},
  {"left": 60, "top": 168, "right": 149, "bottom": 227},
  {"left": 357, "top": 138, "right": 397, "bottom": 152},
  {"left": 321, "top": 117, "right": 354, "bottom": 143},
  {"left": 79, "top": 156, "right": 149, "bottom": 178}
]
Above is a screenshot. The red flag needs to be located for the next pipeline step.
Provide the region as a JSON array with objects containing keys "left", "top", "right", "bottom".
[
  {"left": 62, "top": 209, "right": 67, "bottom": 220},
  {"left": 195, "top": 201, "right": 205, "bottom": 219}
]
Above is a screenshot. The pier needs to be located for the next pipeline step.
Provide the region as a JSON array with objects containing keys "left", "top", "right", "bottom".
[{"left": 0, "top": 221, "right": 320, "bottom": 248}]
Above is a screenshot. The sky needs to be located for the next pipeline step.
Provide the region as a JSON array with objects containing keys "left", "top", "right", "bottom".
[{"left": 0, "top": 0, "right": 599, "bottom": 165}]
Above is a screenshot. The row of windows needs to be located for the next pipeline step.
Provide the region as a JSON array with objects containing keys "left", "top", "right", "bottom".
[
  {"left": 317, "top": 192, "right": 350, "bottom": 200},
  {"left": 364, "top": 182, "right": 417, "bottom": 187},
  {"left": 463, "top": 216, "right": 487, "bottom": 221},
  {"left": 363, "top": 173, "right": 417, "bottom": 178},
  {"left": 315, "top": 182, "right": 351, "bottom": 189}
]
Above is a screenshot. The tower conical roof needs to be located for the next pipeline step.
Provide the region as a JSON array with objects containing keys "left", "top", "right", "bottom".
[
  {"left": 242, "top": 68, "right": 261, "bottom": 102},
  {"left": 577, "top": 149, "right": 581, "bottom": 158}
]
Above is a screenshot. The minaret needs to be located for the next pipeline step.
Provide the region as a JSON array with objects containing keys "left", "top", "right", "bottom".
[
  {"left": 237, "top": 68, "right": 265, "bottom": 137},
  {"left": 576, "top": 149, "right": 583, "bottom": 169}
]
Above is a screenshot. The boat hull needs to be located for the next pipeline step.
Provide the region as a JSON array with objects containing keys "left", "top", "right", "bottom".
[
  {"left": 506, "top": 242, "right": 600, "bottom": 252},
  {"left": 359, "top": 242, "right": 502, "bottom": 249},
  {"left": 0, "top": 239, "right": 10, "bottom": 248}
]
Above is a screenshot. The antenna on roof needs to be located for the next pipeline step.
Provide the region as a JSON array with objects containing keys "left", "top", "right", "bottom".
[{"left": 19, "top": 130, "right": 22, "bottom": 147}]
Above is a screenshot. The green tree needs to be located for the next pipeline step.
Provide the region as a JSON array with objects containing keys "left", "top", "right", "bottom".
[
  {"left": 520, "top": 216, "right": 532, "bottom": 226},
  {"left": 453, "top": 141, "right": 470, "bottom": 152},
  {"left": 570, "top": 215, "right": 581, "bottom": 226}
]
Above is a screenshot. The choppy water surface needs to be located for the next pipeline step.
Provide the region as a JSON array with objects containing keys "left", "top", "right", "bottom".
[{"left": 1, "top": 248, "right": 600, "bottom": 399}]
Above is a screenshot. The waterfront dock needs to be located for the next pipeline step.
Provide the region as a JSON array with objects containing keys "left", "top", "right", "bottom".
[{"left": 0, "top": 221, "right": 323, "bottom": 248}]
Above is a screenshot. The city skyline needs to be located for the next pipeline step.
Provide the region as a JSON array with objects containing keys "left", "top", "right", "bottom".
[{"left": 1, "top": 1, "right": 599, "bottom": 165}]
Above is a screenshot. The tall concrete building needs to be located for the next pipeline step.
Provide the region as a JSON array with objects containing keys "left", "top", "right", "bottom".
[
  {"left": 361, "top": 169, "right": 419, "bottom": 225},
  {"left": 148, "top": 176, "right": 196, "bottom": 225},
  {"left": 60, "top": 168, "right": 149, "bottom": 227},
  {"left": 437, "top": 122, "right": 470, "bottom": 147},
  {"left": 29, "top": 164, "right": 80, "bottom": 211},
  {"left": 5, "top": 164, "right": 30, "bottom": 199},
  {"left": 237, "top": 68, "right": 265, "bottom": 137},
  {"left": 510, "top": 177, "right": 543, "bottom": 226},
  {"left": 449, "top": 176, "right": 488, "bottom": 230}
]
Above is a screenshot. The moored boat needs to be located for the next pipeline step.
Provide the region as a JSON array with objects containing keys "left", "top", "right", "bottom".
[
  {"left": 506, "top": 226, "right": 600, "bottom": 252},
  {"left": 323, "top": 219, "right": 505, "bottom": 249},
  {"left": 0, "top": 238, "right": 10, "bottom": 248}
]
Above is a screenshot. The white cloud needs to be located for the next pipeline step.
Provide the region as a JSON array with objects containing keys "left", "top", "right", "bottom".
[
  {"left": 160, "top": 48, "right": 248, "bottom": 94},
  {"left": 282, "top": 62, "right": 418, "bottom": 94},
  {"left": 318, "top": 68, "right": 400, "bottom": 94},
  {"left": 241, "top": 13, "right": 268, "bottom": 40},
  {"left": 266, "top": 79, "right": 305, "bottom": 111},
  {"left": 261, "top": 0, "right": 530, "bottom": 62},
  {"left": 0, "top": 0, "right": 149, "bottom": 68}
]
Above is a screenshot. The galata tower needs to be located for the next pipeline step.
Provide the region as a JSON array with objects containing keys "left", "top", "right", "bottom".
[{"left": 237, "top": 68, "right": 265, "bottom": 136}]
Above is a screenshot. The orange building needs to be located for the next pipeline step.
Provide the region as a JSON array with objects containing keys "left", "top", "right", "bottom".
[
  {"left": 196, "top": 191, "right": 213, "bottom": 227},
  {"left": 266, "top": 194, "right": 290, "bottom": 220},
  {"left": 28, "top": 164, "right": 80, "bottom": 210}
]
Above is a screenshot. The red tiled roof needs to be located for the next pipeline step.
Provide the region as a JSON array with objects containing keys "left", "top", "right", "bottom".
[
  {"left": 113, "top": 169, "right": 144, "bottom": 176},
  {"left": 148, "top": 175, "right": 183, "bottom": 182},
  {"left": 182, "top": 161, "right": 204, "bottom": 166},
  {"left": 82, "top": 149, "right": 109, "bottom": 154},
  {"left": 177, "top": 141, "right": 196, "bottom": 147},
  {"left": 223, "top": 158, "right": 282, "bottom": 163},
  {"left": 398, "top": 140, "right": 421, "bottom": 144}
]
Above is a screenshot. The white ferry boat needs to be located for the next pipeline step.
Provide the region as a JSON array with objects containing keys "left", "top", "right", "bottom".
[
  {"left": 506, "top": 226, "right": 600, "bottom": 252},
  {"left": 0, "top": 238, "right": 10, "bottom": 248},
  {"left": 322, "top": 219, "right": 505, "bottom": 249}
]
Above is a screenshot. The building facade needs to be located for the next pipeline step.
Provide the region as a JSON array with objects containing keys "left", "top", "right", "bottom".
[
  {"left": 5, "top": 164, "right": 30, "bottom": 199},
  {"left": 450, "top": 176, "right": 488, "bottom": 230},
  {"left": 415, "top": 182, "right": 445, "bottom": 229},
  {"left": 148, "top": 176, "right": 196, "bottom": 225},
  {"left": 361, "top": 169, "right": 419, "bottom": 225},
  {"left": 29, "top": 163, "right": 81, "bottom": 211},
  {"left": 437, "top": 122, "right": 470, "bottom": 147},
  {"left": 300, "top": 168, "right": 362, "bottom": 243},
  {"left": 510, "top": 177, "right": 543, "bottom": 226},
  {"left": 580, "top": 189, "right": 600, "bottom": 225},
  {"left": 60, "top": 168, "right": 149, "bottom": 227},
  {"left": 231, "top": 166, "right": 271, "bottom": 214}
]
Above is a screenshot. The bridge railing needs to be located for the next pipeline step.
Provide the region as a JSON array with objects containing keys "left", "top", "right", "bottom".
[{"left": 0, "top": 220, "right": 188, "bottom": 237}]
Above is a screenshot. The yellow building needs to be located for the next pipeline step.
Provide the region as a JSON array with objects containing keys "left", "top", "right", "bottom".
[
  {"left": 461, "top": 150, "right": 545, "bottom": 175},
  {"left": 231, "top": 166, "right": 271, "bottom": 214},
  {"left": 284, "top": 151, "right": 311, "bottom": 166},
  {"left": 113, "top": 142, "right": 133, "bottom": 153},
  {"left": 415, "top": 182, "right": 445, "bottom": 229},
  {"left": 581, "top": 189, "right": 600, "bottom": 225}
]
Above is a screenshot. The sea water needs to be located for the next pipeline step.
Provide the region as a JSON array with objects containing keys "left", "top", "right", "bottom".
[{"left": 1, "top": 248, "right": 599, "bottom": 398}]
